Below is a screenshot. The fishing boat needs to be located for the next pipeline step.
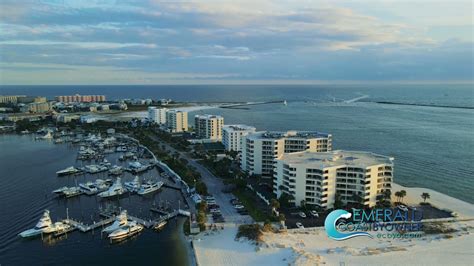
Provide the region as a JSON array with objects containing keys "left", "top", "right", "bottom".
[
  {"left": 108, "top": 221, "right": 144, "bottom": 241},
  {"left": 137, "top": 180, "right": 163, "bottom": 195},
  {"left": 98, "top": 178, "right": 126, "bottom": 198},
  {"left": 124, "top": 176, "right": 140, "bottom": 192},
  {"left": 56, "top": 166, "right": 82, "bottom": 176},
  {"left": 102, "top": 210, "right": 129, "bottom": 234},
  {"left": 153, "top": 220, "right": 167, "bottom": 231},
  {"left": 18, "top": 210, "right": 70, "bottom": 238}
]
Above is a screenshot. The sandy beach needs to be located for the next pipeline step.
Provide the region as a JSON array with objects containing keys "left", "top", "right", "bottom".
[{"left": 193, "top": 183, "right": 474, "bottom": 266}]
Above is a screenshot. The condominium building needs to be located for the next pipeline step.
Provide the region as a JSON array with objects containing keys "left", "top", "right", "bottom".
[
  {"left": 194, "top": 114, "right": 224, "bottom": 141},
  {"left": 274, "top": 150, "right": 393, "bottom": 209},
  {"left": 241, "top": 130, "right": 332, "bottom": 177},
  {"left": 55, "top": 94, "right": 106, "bottom": 103},
  {"left": 222, "top": 124, "right": 256, "bottom": 152},
  {"left": 20, "top": 102, "right": 52, "bottom": 113},
  {"left": 0, "top": 95, "right": 26, "bottom": 104},
  {"left": 148, "top": 107, "right": 167, "bottom": 124},
  {"left": 166, "top": 110, "right": 188, "bottom": 133}
]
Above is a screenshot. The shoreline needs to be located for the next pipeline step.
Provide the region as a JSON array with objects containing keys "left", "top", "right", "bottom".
[{"left": 193, "top": 182, "right": 474, "bottom": 265}]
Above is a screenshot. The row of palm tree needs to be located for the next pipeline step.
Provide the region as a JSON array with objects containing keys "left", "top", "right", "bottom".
[{"left": 394, "top": 190, "right": 431, "bottom": 204}]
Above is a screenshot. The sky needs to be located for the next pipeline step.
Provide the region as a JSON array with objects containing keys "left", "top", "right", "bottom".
[{"left": 0, "top": 0, "right": 472, "bottom": 85}]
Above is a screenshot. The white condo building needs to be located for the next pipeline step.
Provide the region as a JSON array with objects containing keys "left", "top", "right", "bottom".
[
  {"left": 274, "top": 150, "right": 393, "bottom": 209},
  {"left": 166, "top": 110, "right": 188, "bottom": 133},
  {"left": 194, "top": 114, "right": 224, "bottom": 141},
  {"left": 241, "top": 130, "right": 332, "bottom": 177},
  {"left": 147, "top": 107, "right": 167, "bottom": 124},
  {"left": 222, "top": 125, "right": 257, "bottom": 152}
]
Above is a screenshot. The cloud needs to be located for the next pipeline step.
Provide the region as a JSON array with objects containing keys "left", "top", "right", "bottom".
[{"left": 0, "top": 0, "right": 472, "bottom": 84}]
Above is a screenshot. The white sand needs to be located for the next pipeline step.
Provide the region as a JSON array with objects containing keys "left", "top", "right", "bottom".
[
  {"left": 391, "top": 183, "right": 474, "bottom": 219},
  {"left": 194, "top": 184, "right": 474, "bottom": 265}
]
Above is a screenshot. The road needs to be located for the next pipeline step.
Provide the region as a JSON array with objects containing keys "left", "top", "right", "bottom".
[{"left": 149, "top": 134, "right": 254, "bottom": 224}]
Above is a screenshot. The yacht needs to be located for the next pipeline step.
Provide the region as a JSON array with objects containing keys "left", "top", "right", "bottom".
[
  {"left": 153, "top": 220, "right": 167, "bottom": 231},
  {"left": 52, "top": 186, "right": 82, "bottom": 197},
  {"left": 79, "top": 180, "right": 109, "bottom": 195},
  {"left": 83, "top": 164, "right": 109, "bottom": 174},
  {"left": 124, "top": 176, "right": 140, "bottom": 192},
  {"left": 98, "top": 178, "right": 126, "bottom": 198},
  {"left": 56, "top": 166, "right": 82, "bottom": 176},
  {"left": 108, "top": 221, "right": 144, "bottom": 241},
  {"left": 36, "top": 131, "right": 53, "bottom": 140},
  {"left": 102, "top": 210, "right": 128, "bottom": 234},
  {"left": 19, "top": 210, "right": 70, "bottom": 238},
  {"left": 137, "top": 180, "right": 163, "bottom": 195},
  {"left": 108, "top": 165, "right": 123, "bottom": 176}
]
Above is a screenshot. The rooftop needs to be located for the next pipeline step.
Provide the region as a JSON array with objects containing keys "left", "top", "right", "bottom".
[
  {"left": 222, "top": 124, "right": 256, "bottom": 131},
  {"left": 195, "top": 114, "right": 223, "bottom": 119},
  {"left": 278, "top": 150, "right": 394, "bottom": 168},
  {"left": 248, "top": 130, "right": 331, "bottom": 140}
]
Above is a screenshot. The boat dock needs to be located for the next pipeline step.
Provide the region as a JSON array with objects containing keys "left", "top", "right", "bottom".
[{"left": 62, "top": 217, "right": 116, "bottom": 233}]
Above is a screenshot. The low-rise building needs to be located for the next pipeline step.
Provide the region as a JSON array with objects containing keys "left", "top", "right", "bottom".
[
  {"left": 274, "top": 150, "right": 394, "bottom": 209},
  {"left": 56, "top": 94, "right": 106, "bottom": 103},
  {"left": 166, "top": 110, "right": 188, "bottom": 132},
  {"left": 56, "top": 114, "right": 80, "bottom": 123},
  {"left": 222, "top": 124, "right": 256, "bottom": 152},
  {"left": 241, "top": 130, "right": 332, "bottom": 177},
  {"left": 194, "top": 114, "right": 224, "bottom": 141}
]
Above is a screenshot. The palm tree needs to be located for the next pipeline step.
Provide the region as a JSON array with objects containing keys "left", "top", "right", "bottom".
[
  {"left": 394, "top": 191, "right": 401, "bottom": 202},
  {"left": 400, "top": 190, "right": 407, "bottom": 203},
  {"left": 421, "top": 192, "right": 430, "bottom": 203}
]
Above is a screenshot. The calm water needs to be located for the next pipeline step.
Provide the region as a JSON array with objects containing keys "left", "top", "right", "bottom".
[{"left": 0, "top": 135, "right": 189, "bottom": 265}]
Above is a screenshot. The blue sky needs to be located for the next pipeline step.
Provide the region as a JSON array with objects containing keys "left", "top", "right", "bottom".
[{"left": 0, "top": 0, "right": 472, "bottom": 84}]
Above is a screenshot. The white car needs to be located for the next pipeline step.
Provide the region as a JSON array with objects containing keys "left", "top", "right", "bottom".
[
  {"left": 397, "top": 205, "right": 408, "bottom": 212},
  {"left": 296, "top": 222, "right": 304, "bottom": 229},
  {"left": 234, "top": 205, "right": 245, "bottom": 209},
  {"left": 210, "top": 208, "right": 221, "bottom": 213},
  {"left": 310, "top": 210, "right": 319, "bottom": 217},
  {"left": 299, "top": 212, "right": 307, "bottom": 218}
]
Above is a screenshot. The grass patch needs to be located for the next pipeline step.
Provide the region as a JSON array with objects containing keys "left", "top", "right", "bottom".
[{"left": 233, "top": 189, "right": 274, "bottom": 222}]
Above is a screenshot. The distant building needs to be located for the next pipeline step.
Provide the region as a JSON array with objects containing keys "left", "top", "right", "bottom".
[
  {"left": 241, "top": 130, "right": 332, "bottom": 177},
  {"left": 56, "top": 114, "right": 80, "bottom": 123},
  {"left": 0, "top": 95, "right": 26, "bottom": 104},
  {"left": 274, "top": 150, "right": 393, "bottom": 209},
  {"left": 166, "top": 110, "right": 188, "bottom": 133},
  {"left": 56, "top": 94, "right": 106, "bottom": 103},
  {"left": 148, "top": 107, "right": 167, "bottom": 124},
  {"left": 20, "top": 102, "right": 52, "bottom": 113},
  {"left": 18, "top": 96, "right": 47, "bottom": 104},
  {"left": 222, "top": 124, "right": 256, "bottom": 152},
  {"left": 194, "top": 114, "right": 224, "bottom": 141}
]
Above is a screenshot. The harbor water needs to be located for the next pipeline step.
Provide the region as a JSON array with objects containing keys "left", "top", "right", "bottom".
[{"left": 0, "top": 134, "right": 190, "bottom": 265}]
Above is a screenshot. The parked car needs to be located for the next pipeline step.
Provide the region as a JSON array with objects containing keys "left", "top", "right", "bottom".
[
  {"left": 234, "top": 204, "right": 245, "bottom": 209},
  {"left": 210, "top": 208, "right": 221, "bottom": 213},
  {"left": 309, "top": 210, "right": 319, "bottom": 217},
  {"left": 299, "top": 212, "right": 307, "bottom": 218},
  {"left": 205, "top": 196, "right": 215, "bottom": 201},
  {"left": 296, "top": 222, "right": 304, "bottom": 229},
  {"left": 230, "top": 199, "right": 241, "bottom": 205},
  {"left": 397, "top": 205, "right": 409, "bottom": 212},
  {"left": 206, "top": 200, "right": 217, "bottom": 205}
]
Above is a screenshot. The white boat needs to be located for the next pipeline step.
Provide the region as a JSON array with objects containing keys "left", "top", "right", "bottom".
[
  {"left": 53, "top": 185, "right": 82, "bottom": 198},
  {"left": 124, "top": 176, "right": 140, "bottom": 192},
  {"left": 98, "top": 178, "right": 126, "bottom": 198},
  {"left": 56, "top": 166, "right": 82, "bottom": 176},
  {"left": 102, "top": 210, "right": 129, "bottom": 234},
  {"left": 153, "top": 220, "right": 167, "bottom": 231},
  {"left": 137, "top": 180, "right": 163, "bottom": 195},
  {"left": 36, "top": 131, "right": 53, "bottom": 140},
  {"left": 108, "top": 165, "right": 123, "bottom": 176},
  {"left": 83, "top": 164, "right": 109, "bottom": 174},
  {"left": 19, "top": 210, "right": 70, "bottom": 238},
  {"left": 79, "top": 181, "right": 99, "bottom": 195},
  {"left": 108, "top": 221, "right": 143, "bottom": 241}
]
